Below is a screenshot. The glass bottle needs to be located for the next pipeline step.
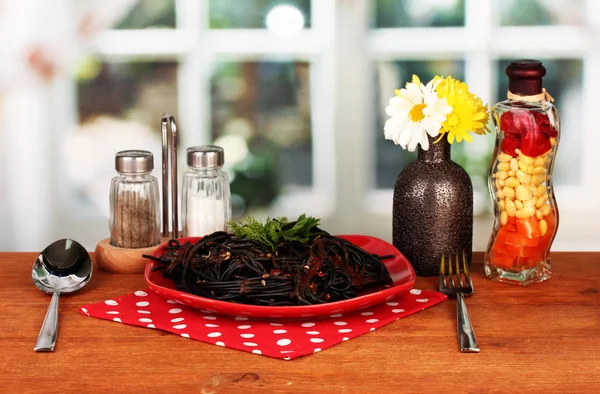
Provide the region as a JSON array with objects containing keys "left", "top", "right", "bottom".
[
  {"left": 182, "top": 145, "right": 232, "bottom": 237},
  {"left": 109, "top": 150, "right": 161, "bottom": 248},
  {"left": 485, "top": 60, "right": 560, "bottom": 285}
]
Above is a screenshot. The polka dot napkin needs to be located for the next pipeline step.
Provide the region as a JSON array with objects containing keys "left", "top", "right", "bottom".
[{"left": 79, "top": 288, "right": 446, "bottom": 360}]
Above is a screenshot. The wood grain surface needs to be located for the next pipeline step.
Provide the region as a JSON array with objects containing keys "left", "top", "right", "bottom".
[{"left": 1, "top": 252, "right": 599, "bottom": 393}]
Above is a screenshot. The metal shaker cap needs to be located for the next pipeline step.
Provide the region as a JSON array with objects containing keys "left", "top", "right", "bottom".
[
  {"left": 187, "top": 145, "right": 225, "bottom": 168},
  {"left": 115, "top": 150, "right": 154, "bottom": 173}
]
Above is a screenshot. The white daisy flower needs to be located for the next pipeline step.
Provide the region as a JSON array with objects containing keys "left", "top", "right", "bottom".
[{"left": 384, "top": 75, "right": 452, "bottom": 152}]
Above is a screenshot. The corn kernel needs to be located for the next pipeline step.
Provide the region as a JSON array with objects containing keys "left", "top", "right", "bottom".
[
  {"left": 503, "top": 186, "right": 516, "bottom": 199},
  {"left": 496, "top": 190, "right": 505, "bottom": 200},
  {"left": 516, "top": 170, "right": 531, "bottom": 184},
  {"left": 508, "top": 170, "right": 516, "bottom": 177},
  {"left": 497, "top": 171, "right": 508, "bottom": 180},
  {"left": 519, "top": 153, "right": 534, "bottom": 165},
  {"left": 515, "top": 206, "right": 535, "bottom": 219},
  {"left": 539, "top": 219, "right": 548, "bottom": 236},
  {"left": 496, "top": 178, "right": 505, "bottom": 189},
  {"left": 505, "top": 200, "right": 516, "bottom": 217},
  {"left": 515, "top": 185, "right": 531, "bottom": 201},
  {"left": 499, "top": 200, "right": 505, "bottom": 211},
  {"left": 515, "top": 200, "right": 523, "bottom": 209},
  {"left": 497, "top": 162, "right": 510, "bottom": 171},
  {"left": 500, "top": 211, "right": 508, "bottom": 226},
  {"left": 505, "top": 177, "right": 520, "bottom": 188},
  {"left": 518, "top": 161, "right": 529, "bottom": 172},
  {"left": 533, "top": 166, "right": 544, "bottom": 175},
  {"left": 510, "top": 158, "right": 519, "bottom": 172},
  {"left": 542, "top": 205, "right": 551, "bottom": 216},
  {"left": 536, "top": 210, "right": 544, "bottom": 220},
  {"left": 534, "top": 157, "right": 545, "bottom": 167},
  {"left": 498, "top": 153, "right": 513, "bottom": 162},
  {"left": 532, "top": 175, "right": 544, "bottom": 186},
  {"left": 536, "top": 194, "right": 548, "bottom": 208},
  {"left": 535, "top": 185, "right": 546, "bottom": 197},
  {"left": 550, "top": 137, "right": 557, "bottom": 146},
  {"left": 524, "top": 197, "right": 536, "bottom": 208}
]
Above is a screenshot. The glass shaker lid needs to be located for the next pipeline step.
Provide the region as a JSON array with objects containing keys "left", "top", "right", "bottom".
[
  {"left": 187, "top": 145, "right": 225, "bottom": 168},
  {"left": 115, "top": 150, "right": 154, "bottom": 173}
]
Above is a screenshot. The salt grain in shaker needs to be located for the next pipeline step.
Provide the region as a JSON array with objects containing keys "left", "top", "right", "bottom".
[
  {"left": 109, "top": 150, "right": 161, "bottom": 248},
  {"left": 182, "top": 145, "right": 232, "bottom": 237}
]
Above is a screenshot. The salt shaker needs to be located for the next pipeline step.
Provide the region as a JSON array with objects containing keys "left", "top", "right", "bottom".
[
  {"left": 109, "top": 150, "right": 161, "bottom": 248},
  {"left": 182, "top": 145, "right": 232, "bottom": 237}
]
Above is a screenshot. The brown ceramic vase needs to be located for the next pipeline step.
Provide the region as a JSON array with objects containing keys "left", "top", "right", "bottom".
[{"left": 392, "top": 136, "right": 473, "bottom": 276}]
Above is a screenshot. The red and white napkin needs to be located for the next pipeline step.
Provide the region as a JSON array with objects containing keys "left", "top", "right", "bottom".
[{"left": 80, "top": 288, "right": 446, "bottom": 360}]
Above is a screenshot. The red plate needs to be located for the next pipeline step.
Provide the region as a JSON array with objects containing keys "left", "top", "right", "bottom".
[{"left": 145, "top": 235, "right": 416, "bottom": 319}]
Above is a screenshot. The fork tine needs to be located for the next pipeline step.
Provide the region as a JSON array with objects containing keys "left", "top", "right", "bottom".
[
  {"left": 455, "top": 253, "right": 463, "bottom": 287},
  {"left": 462, "top": 251, "right": 472, "bottom": 285},
  {"left": 448, "top": 252, "right": 455, "bottom": 287}
]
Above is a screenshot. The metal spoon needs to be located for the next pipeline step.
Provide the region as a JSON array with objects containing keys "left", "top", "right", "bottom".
[{"left": 32, "top": 239, "right": 92, "bottom": 352}]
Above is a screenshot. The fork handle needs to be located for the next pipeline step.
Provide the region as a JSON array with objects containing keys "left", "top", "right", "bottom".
[{"left": 456, "top": 293, "right": 479, "bottom": 353}]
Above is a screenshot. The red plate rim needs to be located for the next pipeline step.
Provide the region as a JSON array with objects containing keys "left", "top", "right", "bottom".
[{"left": 144, "top": 235, "right": 416, "bottom": 319}]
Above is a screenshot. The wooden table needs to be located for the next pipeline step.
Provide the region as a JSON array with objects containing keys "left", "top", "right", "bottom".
[{"left": 1, "top": 252, "right": 599, "bottom": 393}]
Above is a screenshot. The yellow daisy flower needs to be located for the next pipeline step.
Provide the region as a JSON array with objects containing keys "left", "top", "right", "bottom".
[{"left": 434, "top": 76, "right": 490, "bottom": 144}]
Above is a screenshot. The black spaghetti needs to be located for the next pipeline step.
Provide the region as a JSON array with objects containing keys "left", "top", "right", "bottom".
[{"left": 144, "top": 230, "right": 392, "bottom": 306}]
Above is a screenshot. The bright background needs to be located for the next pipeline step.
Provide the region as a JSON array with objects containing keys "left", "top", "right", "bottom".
[{"left": 0, "top": 0, "right": 598, "bottom": 252}]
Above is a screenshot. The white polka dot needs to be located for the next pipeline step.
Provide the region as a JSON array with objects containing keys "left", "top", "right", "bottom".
[
  {"left": 314, "top": 348, "right": 321, "bottom": 353},
  {"left": 252, "top": 349, "right": 262, "bottom": 355},
  {"left": 273, "top": 329, "right": 287, "bottom": 334},
  {"left": 147, "top": 324, "right": 155, "bottom": 329},
  {"left": 310, "top": 338, "right": 324, "bottom": 343},
  {"left": 240, "top": 333, "right": 255, "bottom": 339},
  {"left": 205, "top": 323, "right": 219, "bottom": 328},
  {"left": 181, "top": 333, "right": 190, "bottom": 338},
  {"left": 410, "top": 289, "right": 422, "bottom": 295},
  {"left": 173, "top": 324, "right": 187, "bottom": 329},
  {"left": 167, "top": 299, "right": 178, "bottom": 304},
  {"left": 305, "top": 331, "right": 320, "bottom": 335},
  {"left": 171, "top": 317, "right": 185, "bottom": 323},
  {"left": 169, "top": 308, "right": 182, "bottom": 314},
  {"left": 416, "top": 298, "right": 429, "bottom": 303},
  {"left": 112, "top": 317, "right": 122, "bottom": 323},
  {"left": 277, "top": 338, "right": 292, "bottom": 346},
  {"left": 216, "top": 341, "right": 225, "bottom": 347},
  {"left": 106, "top": 311, "right": 119, "bottom": 315},
  {"left": 207, "top": 332, "right": 222, "bottom": 338},
  {"left": 203, "top": 316, "right": 217, "bottom": 320},
  {"left": 370, "top": 327, "right": 375, "bottom": 332},
  {"left": 243, "top": 342, "right": 258, "bottom": 347},
  {"left": 135, "top": 290, "right": 148, "bottom": 296},
  {"left": 333, "top": 321, "right": 347, "bottom": 326},
  {"left": 366, "top": 319, "right": 379, "bottom": 324},
  {"left": 237, "top": 325, "right": 252, "bottom": 330},
  {"left": 283, "top": 357, "right": 291, "bottom": 361},
  {"left": 386, "top": 301, "right": 399, "bottom": 306},
  {"left": 330, "top": 313, "right": 343, "bottom": 318},
  {"left": 104, "top": 300, "right": 118, "bottom": 306},
  {"left": 360, "top": 311, "right": 374, "bottom": 316},
  {"left": 338, "top": 328, "right": 352, "bottom": 333},
  {"left": 235, "top": 316, "right": 248, "bottom": 321},
  {"left": 139, "top": 318, "right": 152, "bottom": 323},
  {"left": 270, "top": 323, "right": 283, "bottom": 326},
  {"left": 136, "top": 301, "right": 149, "bottom": 307},
  {"left": 137, "top": 310, "right": 151, "bottom": 314},
  {"left": 280, "top": 350, "right": 294, "bottom": 354},
  {"left": 301, "top": 322, "right": 315, "bottom": 328},
  {"left": 392, "top": 308, "right": 405, "bottom": 313},
  {"left": 342, "top": 337, "right": 349, "bottom": 341}
]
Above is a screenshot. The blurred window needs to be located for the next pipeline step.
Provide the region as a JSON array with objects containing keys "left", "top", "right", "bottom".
[
  {"left": 497, "top": 0, "right": 585, "bottom": 26},
  {"left": 115, "top": 0, "right": 176, "bottom": 29},
  {"left": 374, "top": 0, "right": 465, "bottom": 28},
  {"left": 209, "top": 0, "right": 311, "bottom": 29}
]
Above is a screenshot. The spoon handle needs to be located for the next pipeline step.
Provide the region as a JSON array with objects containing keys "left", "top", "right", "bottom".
[{"left": 34, "top": 292, "right": 60, "bottom": 352}]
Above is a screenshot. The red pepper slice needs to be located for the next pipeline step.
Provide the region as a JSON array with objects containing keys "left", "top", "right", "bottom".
[{"left": 500, "top": 110, "right": 552, "bottom": 157}]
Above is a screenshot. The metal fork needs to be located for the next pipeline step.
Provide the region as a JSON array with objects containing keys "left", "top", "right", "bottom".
[{"left": 438, "top": 252, "right": 480, "bottom": 353}]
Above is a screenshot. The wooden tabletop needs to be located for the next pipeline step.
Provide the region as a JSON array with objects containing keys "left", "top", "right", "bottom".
[{"left": 1, "top": 252, "right": 599, "bottom": 393}]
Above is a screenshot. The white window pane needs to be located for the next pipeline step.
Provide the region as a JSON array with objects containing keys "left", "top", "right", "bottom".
[
  {"left": 495, "top": 59, "right": 583, "bottom": 186},
  {"left": 497, "top": 0, "right": 584, "bottom": 26},
  {"left": 210, "top": 61, "right": 312, "bottom": 216},
  {"left": 373, "top": 0, "right": 465, "bottom": 28},
  {"left": 209, "top": 0, "right": 311, "bottom": 29}
]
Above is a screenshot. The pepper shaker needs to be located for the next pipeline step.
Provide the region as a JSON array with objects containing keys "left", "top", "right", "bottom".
[{"left": 182, "top": 146, "right": 232, "bottom": 237}]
